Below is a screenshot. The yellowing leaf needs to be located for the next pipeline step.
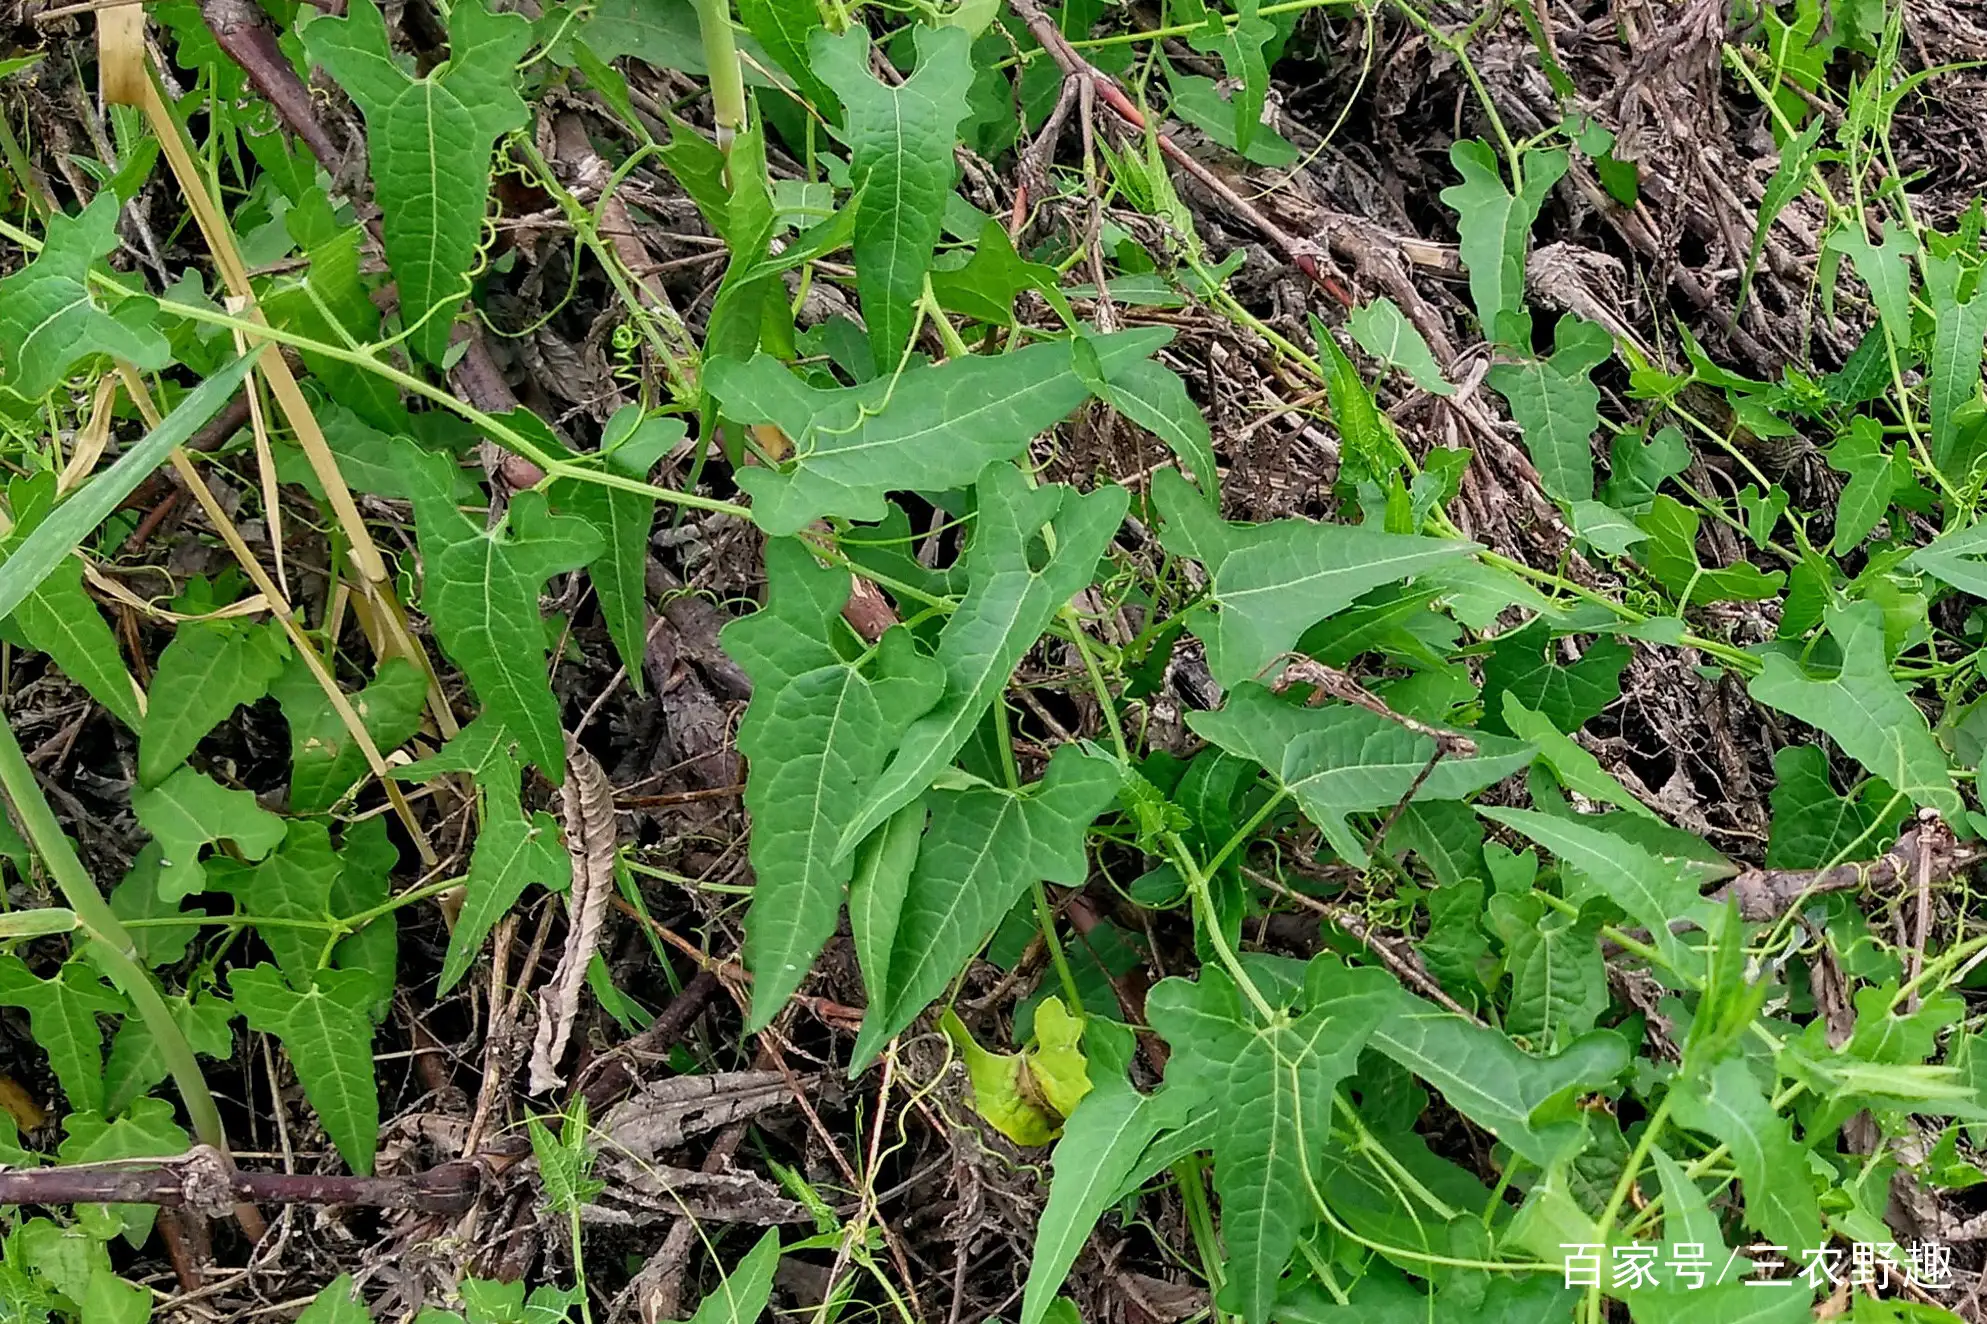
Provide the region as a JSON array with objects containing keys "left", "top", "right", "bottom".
[{"left": 941, "top": 996, "right": 1093, "bottom": 1146}]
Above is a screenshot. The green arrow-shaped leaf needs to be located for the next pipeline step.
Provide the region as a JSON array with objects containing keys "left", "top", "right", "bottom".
[
  {"left": 0, "top": 957, "right": 127, "bottom": 1114},
  {"left": 810, "top": 25, "right": 974, "bottom": 368},
  {"left": 401, "top": 442, "right": 604, "bottom": 779},
  {"left": 303, "top": 0, "right": 533, "bottom": 366},
  {"left": 132, "top": 765, "right": 287, "bottom": 902},
  {"left": 1153, "top": 468, "right": 1473, "bottom": 686},
  {"left": 231, "top": 964, "right": 381, "bottom": 1175},
  {"left": 0, "top": 194, "right": 168, "bottom": 396},
  {"left": 709, "top": 329, "right": 1169, "bottom": 535}
]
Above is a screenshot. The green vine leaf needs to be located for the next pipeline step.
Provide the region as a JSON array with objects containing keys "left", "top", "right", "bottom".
[
  {"left": 301, "top": 0, "right": 533, "bottom": 367},
  {"left": 1187, "top": 684, "right": 1534, "bottom": 866},
  {"left": 1486, "top": 315, "right": 1611, "bottom": 504},
  {"left": 1669, "top": 1057, "right": 1822, "bottom": 1257},
  {"left": 58, "top": 1097, "right": 189, "bottom": 1246},
  {"left": 330, "top": 816, "right": 401, "bottom": 1023},
  {"left": 810, "top": 24, "right": 974, "bottom": 367},
  {"left": 1764, "top": 745, "right": 1905, "bottom": 870},
  {"left": 439, "top": 752, "right": 569, "bottom": 995},
  {"left": 0, "top": 473, "right": 142, "bottom": 727},
  {"left": 103, "top": 991, "right": 233, "bottom": 1117},
  {"left": 1479, "top": 621, "right": 1628, "bottom": 737},
  {"left": 1096, "top": 358, "right": 1220, "bottom": 495},
  {"left": 1440, "top": 143, "right": 1567, "bottom": 345},
  {"left": 708, "top": 329, "right": 1169, "bottom": 536},
  {"left": 1485, "top": 893, "right": 1606, "bottom": 1049},
  {"left": 1367, "top": 990, "right": 1630, "bottom": 1167},
  {"left": 737, "top": 0, "right": 836, "bottom": 117},
  {"left": 852, "top": 745, "right": 1121, "bottom": 1068},
  {"left": 552, "top": 407, "right": 685, "bottom": 690},
  {"left": 1347, "top": 297, "right": 1453, "bottom": 396},
  {"left": 401, "top": 442, "right": 605, "bottom": 779},
  {"left": 1152, "top": 468, "right": 1474, "bottom": 687},
  {"left": 108, "top": 845, "right": 199, "bottom": 968},
  {"left": 131, "top": 765, "right": 287, "bottom": 902},
  {"left": 838, "top": 465, "right": 1129, "bottom": 854},
  {"left": 0, "top": 958, "right": 127, "bottom": 1115},
  {"left": 1746, "top": 601, "right": 1962, "bottom": 820},
  {"left": 1824, "top": 416, "right": 1899, "bottom": 554},
  {"left": 137, "top": 618, "right": 288, "bottom": 789},
  {"left": 1480, "top": 806, "right": 1716, "bottom": 972},
  {"left": 231, "top": 964, "right": 382, "bottom": 1175},
  {"left": 723, "top": 541, "right": 943, "bottom": 1030},
  {"left": 272, "top": 655, "right": 430, "bottom": 814},
  {"left": 1146, "top": 958, "right": 1396, "bottom": 1324},
  {"left": 1021, "top": 1022, "right": 1186, "bottom": 1324},
  {"left": 222, "top": 820, "right": 343, "bottom": 989},
  {"left": 298, "top": 1276, "right": 372, "bottom": 1324},
  {"left": 0, "top": 194, "right": 169, "bottom": 397},
  {"left": 1636, "top": 495, "right": 1785, "bottom": 605},
  {"left": 1824, "top": 220, "right": 1916, "bottom": 351},
  {"left": 1925, "top": 251, "right": 1987, "bottom": 471}
]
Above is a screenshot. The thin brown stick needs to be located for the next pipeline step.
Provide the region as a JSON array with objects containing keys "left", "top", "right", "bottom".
[
  {"left": 1267, "top": 656, "right": 1479, "bottom": 757},
  {"left": 1250, "top": 868, "right": 1487, "bottom": 1025},
  {"left": 0, "top": 1148, "right": 483, "bottom": 1214}
]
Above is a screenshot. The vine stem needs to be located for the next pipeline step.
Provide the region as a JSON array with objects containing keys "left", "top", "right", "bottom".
[
  {"left": 1584, "top": 1091, "right": 1674, "bottom": 1323},
  {"left": 1163, "top": 830, "right": 1278, "bottom": 1023},
  {"left": 0, "top": 715, "right": 263, "bottom": 1236}
]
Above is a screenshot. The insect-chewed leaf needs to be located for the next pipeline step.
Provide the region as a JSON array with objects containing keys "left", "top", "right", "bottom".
[
  {"left": 810, "top": 24, "right": 973, "bottom": 367},
  {"left": 1152, "top": 468, "right": 1474, "bottom": 686},
  {"left": 399, "top": 440, "right": 604, "bottom": 780},
  {"left": 0, "top": 473, "right": 143, "bottom": 727},
  {"left": 231, "top": 964, "right": 382, "bottom": 1175},
  {"left": 709, "top": 330, "right": 1168, "bottom": 535},
  {"left": 1747, "top": 601, "right": 1962, "bottom": 820},
  {"left": 137, "top": 618, "right": 288, "bottom": 788},
  {"left": 1440, "top": 142, "right": 1567, "bottom": 345},
  {"left": 1146, "top": 959, "right": 1396, "bottom": 1324},
  {"left": 439, "top": 751, "right": 568, "bottom": 995},
  {"left": 0, "top": 957, "right": 126, "bottom": 1115},
  {"left": 724, "top": 539, "right": 943, "bottom": 1029},
  {"left": 852, "top": 744, "right": 1121, "bottom": 1068},
  {"left": 132, "top": 765, "right": 287, "bottom": 901},
  {"left": 0, "top": 194, "right": 168, "bottom": 396},
  {"left": 1188, "top": 684, "right": 1534, "bottom": 866},
  {"left": 838, "top": 465, "right": 1129, "bottom": 854},
  {"left": 272, "top": 655, "right": 429, "bottom": 814},
  {"left": 302, "top": 0, "right": 532, "bottom": 366}
]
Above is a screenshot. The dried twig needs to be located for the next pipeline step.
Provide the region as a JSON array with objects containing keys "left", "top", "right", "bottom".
[
  {"left": 1266, "top": 656, "right": 1479, "bottom": 758},
  {"left": 0, "top": 1147, "right": 483, "bottom": 1214},
  {"left": 1713, "top": 819, "right": 1967, "bottom": 923},
  {"left": 528, "top": 735, "right": 620, "bottom": 1092}
]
